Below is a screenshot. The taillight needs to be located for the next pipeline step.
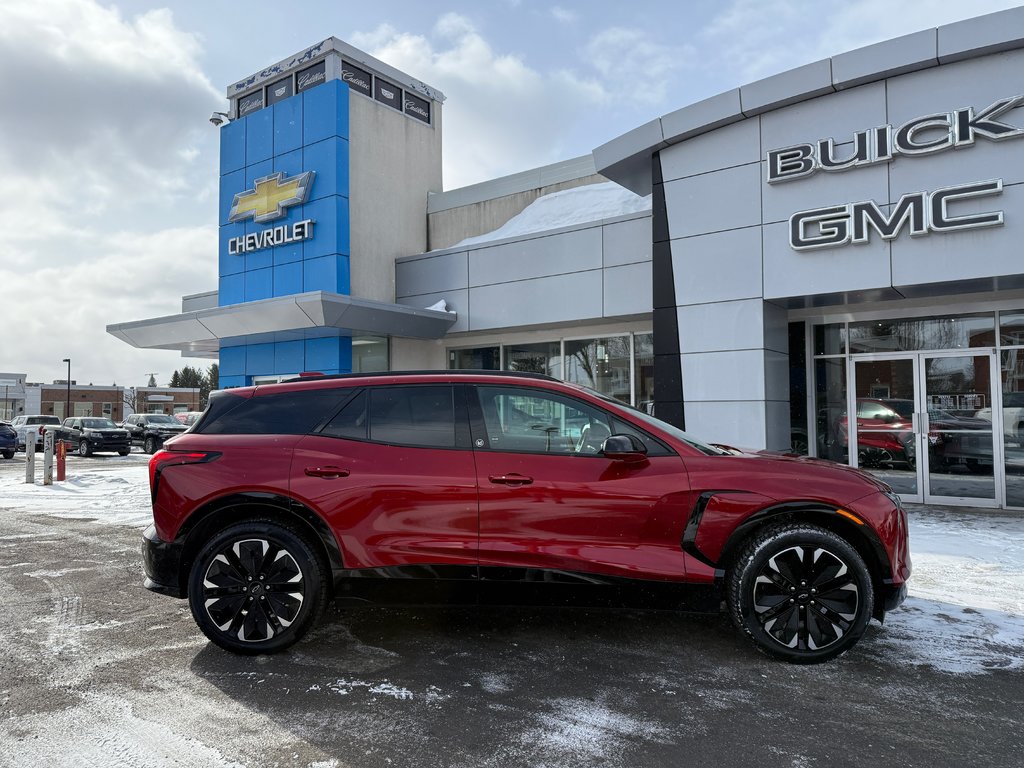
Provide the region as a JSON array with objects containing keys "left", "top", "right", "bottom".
[{"left": 149, "top": 449, "right": 221, "bottom": 501}]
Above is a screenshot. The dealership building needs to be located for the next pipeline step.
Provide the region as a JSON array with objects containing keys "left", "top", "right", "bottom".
[{"left": 108, "top": 7, "right": 1024, "bottom": 509}]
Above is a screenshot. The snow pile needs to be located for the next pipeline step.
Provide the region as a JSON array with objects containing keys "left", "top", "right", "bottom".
[
  {"left": 450, "top": 181, "right": 651, "bottom": 249},
  {"left": 0, "top": 464, "right": 152, "bottom": 528},
  {"left": 872, "top": 508, "right": 1024, "bottom": 674}
]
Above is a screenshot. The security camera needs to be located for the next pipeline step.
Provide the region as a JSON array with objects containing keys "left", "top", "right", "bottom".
[{"left": 209, "top": 111, "right": 230, "bottom": 126}]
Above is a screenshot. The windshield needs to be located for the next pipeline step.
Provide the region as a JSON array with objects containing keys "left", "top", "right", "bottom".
[
  {"left": 82, "top": 418, "right": 117, "bottom": 429},
  {"left": 145, "top": 415, "right": 180, "bottom": 424},
  {"left": 566, "top": 383, "right": 730, "bottom": 456}
]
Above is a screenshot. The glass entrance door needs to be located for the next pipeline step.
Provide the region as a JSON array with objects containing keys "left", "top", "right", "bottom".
[
  {"left": 851, "top": 358, "right": 920, "bottom": 500},
  {"left": 921, "top": 352, "right": 999, "bottom": 506},
  {"left": 851, "top": 352, "right": 1000, "bottom": 506}
]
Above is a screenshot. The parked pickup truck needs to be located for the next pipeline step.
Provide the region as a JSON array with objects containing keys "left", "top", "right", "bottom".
[{"left": 10, "top": 415, "right": 61, "bottom": 450}]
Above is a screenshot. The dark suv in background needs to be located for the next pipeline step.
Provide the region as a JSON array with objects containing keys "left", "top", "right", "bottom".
[
  {"left": 57, "top": 417, "right": 131, "bottom": 456},
  {"left": 123, "top": 413, "right": 188, "bottom": 454},
  {"left": 142, "top": 371, "right": 910, "bottom": 663}
]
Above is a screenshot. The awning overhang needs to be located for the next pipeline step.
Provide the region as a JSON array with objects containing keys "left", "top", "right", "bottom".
[{"left": 107, "top": 291, "right": 457, "bottom": 357}]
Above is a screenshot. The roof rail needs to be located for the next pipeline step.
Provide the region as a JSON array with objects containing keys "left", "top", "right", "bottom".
[{"left": 281, "top": 369, "right": 559, "bottom": 384}]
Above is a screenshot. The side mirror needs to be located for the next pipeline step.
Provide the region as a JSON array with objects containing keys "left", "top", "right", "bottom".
[{"left": 602, "top": 434, "right": 648, "bottom": 463}]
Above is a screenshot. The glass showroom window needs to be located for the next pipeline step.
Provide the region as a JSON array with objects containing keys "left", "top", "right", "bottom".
[
  {"left": 633, "top": 333, "right": 654, "bottom": 412},
  {"left": 352, "top": 336, "right": 389, "bottom": 372},
  {"left": 504, "top": 341, "right": 562, "bottom": 378},
  {"left": 449, "top": 346, "right": 500, "bottom": 370},
  {"left": 564, "top": 336, "right": 632, "bottom": 404}
]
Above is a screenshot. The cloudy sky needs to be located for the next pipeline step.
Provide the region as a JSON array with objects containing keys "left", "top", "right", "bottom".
[{"left": 1, "top": 0, "right": 1021, "bottom": 388}]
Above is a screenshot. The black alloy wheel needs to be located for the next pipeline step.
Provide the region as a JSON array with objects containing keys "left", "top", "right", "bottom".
[
  {"left": 187, "top": 521, "right": 327, "bottom": 654},
  {"left": 78, "top": 439, "right": 92, "bottom": 457},
  {"left": 727, "top": 523, "right": 874, "bottom": 663}
]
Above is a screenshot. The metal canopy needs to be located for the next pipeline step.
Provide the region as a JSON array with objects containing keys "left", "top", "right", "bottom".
[{"left": 107, "top": 291, "right": 457, "bottom": 357}]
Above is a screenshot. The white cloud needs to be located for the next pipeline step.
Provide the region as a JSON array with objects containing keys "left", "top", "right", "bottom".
[
  {"left": 0, "top": 0, "right": 222, "bottom": 385},
  {"left": 551, "top": 6, "right": 578, "bottom": 24},
  {"left": 701, "top": 0, "right": 1024, "bottom": 84},
  {"left": 352, "top": 13, "right": 606, "bottom": 189},
  {"left": 582, "top": 27, "right": 695, "bottom": 105}
]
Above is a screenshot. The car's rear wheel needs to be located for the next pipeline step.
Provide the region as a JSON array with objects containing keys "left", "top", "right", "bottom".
[
  {"left": 187, "top": 520, "right": 327, "bottom": 654},
  {"left": 143, "top": 436, "right": 157, "bottom": 454},
  {"left": 727, "top": 523, "right": 874, "bottom": 663}
]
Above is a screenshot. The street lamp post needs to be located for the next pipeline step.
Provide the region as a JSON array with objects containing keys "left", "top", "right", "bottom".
[{"left": 61, "top": 358, "right": 71, "bottom": 421}]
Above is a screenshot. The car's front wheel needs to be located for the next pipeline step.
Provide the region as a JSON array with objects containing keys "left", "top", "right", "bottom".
[
  {"left": 727, "top": 523, "right": 874, "bottom": 663},
  {"left": 1, "top": 450, "right": 12, "bottom": 460},
  {"left": 143, "top": 436, "right": 158, "bottom": 454},
  {"left": 187, "top": 520, "right": 327, "bottom": 654},
  {"left": 78, "top": 439, "right": 92, "bottom": 457}
]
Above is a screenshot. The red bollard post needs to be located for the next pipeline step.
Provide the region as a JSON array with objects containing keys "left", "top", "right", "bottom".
[{"left": 56, "top": 439, "right": 66, "bottom": 482}]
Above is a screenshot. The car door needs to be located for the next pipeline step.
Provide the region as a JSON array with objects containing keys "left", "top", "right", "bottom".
[
  {"left": 290, "top": 384, "right": 479, "bottom": 572},
  {"left": 470, "top": 384, "right": 692, "bottom": 581}
]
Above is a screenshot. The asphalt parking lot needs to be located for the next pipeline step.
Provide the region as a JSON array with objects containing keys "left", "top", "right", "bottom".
[{"left": 0, "top": 453, "right": 1022, "bottom": 767}]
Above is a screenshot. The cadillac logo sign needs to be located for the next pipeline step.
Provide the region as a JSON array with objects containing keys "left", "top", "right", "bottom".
[{"left": 227, "top": 171, "right": 316, "bottom": 256}]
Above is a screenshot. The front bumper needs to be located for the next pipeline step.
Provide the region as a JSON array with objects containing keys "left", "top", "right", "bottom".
[
  {"left": 880, "top": 579, "right": 908, "bottom": 613},
  {"left": 87, "top": 438, "right": 131, "bottom": 451},
  {"left": 142, "top": 524, "right": 186, "bottom": 598}
]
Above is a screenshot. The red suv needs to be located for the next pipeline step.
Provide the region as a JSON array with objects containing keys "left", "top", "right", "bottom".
[{"left": 142, "top": 371, "right": 910, "bottom": 663}]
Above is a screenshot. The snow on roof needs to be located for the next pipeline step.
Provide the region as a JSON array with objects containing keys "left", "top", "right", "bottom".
[{"left": 450, "top": 181, "right": 651, "bottom": 249}]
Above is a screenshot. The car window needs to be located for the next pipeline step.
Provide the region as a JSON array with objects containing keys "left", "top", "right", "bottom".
[
  {"left": 320, "top": 390, "right": 368, "bottom": 440},
  {"left": 857, "top": 401, "right": 891, "bottom": 419},
  {"left": 475, "top": 385, "right": 612, "bottom": 455},
  {"left": 368, "top": 386, "right": 456, "bottom": 448},
  {"left": 82, "top": 418, "right": 117, "bottom": 429},
  {"left": 197, "top": 390, "right": 344, "bottom": 435},
  {"left": 145, "top": 415, "right": 179, "bottom": 424}
]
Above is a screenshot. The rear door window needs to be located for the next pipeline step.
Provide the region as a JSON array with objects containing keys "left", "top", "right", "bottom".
[{"left": 368, "top": 386, "right": 456, "bottom": 448}]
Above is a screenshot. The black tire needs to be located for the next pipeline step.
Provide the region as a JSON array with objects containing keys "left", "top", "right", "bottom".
[
  {"left": 143, "top": 436, "right": 158, "bottom": 454},
  {"left": 78, "top": 439, "right": 92, "bottom": 457},
  {"left": 1, "top": 450, "right": 12, "bottom": 460},
  {"left": 118, "top": 448, "right": 130, "bottom": 456},
  {"left": 726, "top": 523, "right": 874, "bottom": 663},
  {"left": 187, "top": 520, "right": 327, "bottom": 654}
]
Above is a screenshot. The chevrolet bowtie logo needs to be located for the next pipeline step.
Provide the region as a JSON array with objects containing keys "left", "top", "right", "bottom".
[{"left": 228, "top": 171, "right": 315, "bottom": 224}]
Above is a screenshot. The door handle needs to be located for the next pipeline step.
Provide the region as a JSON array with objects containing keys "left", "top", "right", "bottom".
[
  {"left": 304, "top": 466, "right": 350, "bottom": 479},
  {"left": 488, "top": 473, "right": 533, "bottom": 486}
]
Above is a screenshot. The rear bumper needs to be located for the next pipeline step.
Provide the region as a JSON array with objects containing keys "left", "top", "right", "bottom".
[{"left": 142, "top": 524, "right": 186, "bottom": 598}]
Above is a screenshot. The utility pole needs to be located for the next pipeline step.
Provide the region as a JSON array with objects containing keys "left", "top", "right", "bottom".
[{"left": 61, "top": 358, "right": 71, "bottom": 421}]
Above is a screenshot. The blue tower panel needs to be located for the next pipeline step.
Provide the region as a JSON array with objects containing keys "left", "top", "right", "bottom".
[
  {"left": 303, "top": 255, "right": 350, "bottom": 295},
  {"left": 244, "top": 268, "right": 273, "bottom": 302},
  {"left": 273, "top": 148, "right": 303, "bottom": 179},
  {"left": 305, "top": 337, "right": 353, "bottom": 373},
  {"left": 303, "top": 137, "right": 349, "bottom": 202},
  {"left": 219, "top": 169, "right": 246, "bottom": 227},
  {"left": 273, "top": 262, "right": 302, "bottom": 296},
  {"left": 303, "top": 196, "right": 350, "bottom": 260},
  {"left": 219, "top": 346, "right": 246, "bottom": 378},
  {"left": 274, "top": 96, "right": 303, "bottom": 156},
  {"left": 219, "top": 273, "right": 244, "bottom": 306},
  {"left": 245, "top": 343, "right": 275, "bottom": 375},
  {"left": 245, "top": 159, "right": 274, "bottom": 190},
  {"left": 219, "top": 223, "right": 246, "bottom": 277},
  {"left": 303, "top": 80, "right": 349, "bottom": 145},
  {"left": 274, "top": 340, "right": 304, "bottom": 374},
  {"left": 245, "top": 109, "right": 273, "bottom": 166},
  {"left": 219, "top": 119, "right": 246, "bottom": 175}
]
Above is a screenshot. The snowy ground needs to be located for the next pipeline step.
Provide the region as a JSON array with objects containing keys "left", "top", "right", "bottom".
[{"left": 1, "top": 458, "right": 1021, "bottom": 675}]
